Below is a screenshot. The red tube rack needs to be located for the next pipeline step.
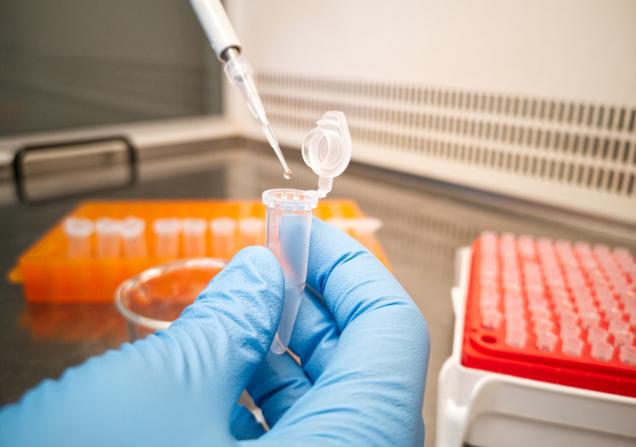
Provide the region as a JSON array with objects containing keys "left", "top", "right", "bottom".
[{"left": 462, "top": 232, "right": 636, "bottom": 398}]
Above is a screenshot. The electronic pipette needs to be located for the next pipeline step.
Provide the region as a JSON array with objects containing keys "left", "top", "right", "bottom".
[{"left": 189, "top": 0, "right": 292, "bottom": 179}]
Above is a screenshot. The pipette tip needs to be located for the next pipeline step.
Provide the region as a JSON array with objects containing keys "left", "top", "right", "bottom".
[{"left": 262, "top": 123, "right": 292, "bottom": 180}]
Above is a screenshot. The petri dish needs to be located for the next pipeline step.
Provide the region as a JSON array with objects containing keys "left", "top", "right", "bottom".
[{"left": 115, "top": 258, "right": 225, "bottom": 340}]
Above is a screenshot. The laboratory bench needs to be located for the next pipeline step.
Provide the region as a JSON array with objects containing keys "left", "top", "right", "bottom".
[{"left": 1, "top": 138, "right": 634, "bottom": 445}]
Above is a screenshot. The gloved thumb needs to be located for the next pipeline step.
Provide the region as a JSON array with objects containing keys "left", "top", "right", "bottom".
[{"left": 170, "top": 246, "right": 285, "bottom": 409}]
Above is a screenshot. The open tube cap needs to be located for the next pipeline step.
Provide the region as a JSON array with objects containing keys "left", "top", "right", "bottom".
[{"left": 302, "top": 111, "right": 352, "bottom": 197}]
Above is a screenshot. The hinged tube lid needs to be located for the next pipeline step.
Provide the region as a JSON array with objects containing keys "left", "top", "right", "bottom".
[{"left": 301, "top": 111, "right": 352, "bottom": 198}]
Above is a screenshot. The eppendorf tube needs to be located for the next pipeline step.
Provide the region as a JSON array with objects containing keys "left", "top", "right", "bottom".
[
  {"left": 120, "top": 217, "right": 147, "bottom": 258},
  {"left": 182, "top": 218, "right": 207, "bottom": 257},
  {"left": 263, "top": 189, "right": 318, "bottom": 354},
  {"left": 210, "top": 217, "right": 236, "bottom": 259},
  {"left": 239, "top": 217, "right": 265, "bottom": 247},
  {"left": 95, "top": 218, "right": 122, "bottom": 258},
  {"left": 263, "top": 110, "right": 352, "bottom": 355},
  {"left": 153, "top": 218, "right": 181, "bottom": 258},
  {"left": 64, "top": 217, "right": 94, "bottom": 258}
]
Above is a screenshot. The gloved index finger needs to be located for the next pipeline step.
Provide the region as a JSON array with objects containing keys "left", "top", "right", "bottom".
[{"left": 306, "top": 218, "right": 414, "bottom": 332}]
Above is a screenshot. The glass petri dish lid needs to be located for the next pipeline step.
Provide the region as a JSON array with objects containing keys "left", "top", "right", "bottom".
[{"left": 115, "top": 258, "right": 225, "bottom": 338}]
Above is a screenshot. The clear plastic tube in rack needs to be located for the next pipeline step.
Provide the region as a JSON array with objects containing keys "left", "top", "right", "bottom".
[
  {"left": 64, "top": 217, "right": 94, "bottom": 258},
  {"left": 263, "top": 189, "right": 318, "bottom": 354},
  {"left": 95, "top": 218, "right": 122, "bottom": 258},
  {"left": 239, "top": 217, "right": 265, "bottom": 247},
  {"left": 120, "top": 217, "right": 147, "bottom": 258},
  {"left": 153, "top": 218, "right": 181, "bottom": 258},
  {"left": 210, "top": 217, "right": 236, "bottom": 259},
  {"left": 182, "top": 218, "right": 207, "bottom": 257}
]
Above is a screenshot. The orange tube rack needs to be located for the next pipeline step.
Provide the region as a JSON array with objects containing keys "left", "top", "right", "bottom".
[{"left": 10, "top": 200, "right": 389, "bottom": 303}]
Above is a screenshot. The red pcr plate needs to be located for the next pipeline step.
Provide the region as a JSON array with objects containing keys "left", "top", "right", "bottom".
[{"left": 462, "top": 232, "right": 636, "bottom": 398}]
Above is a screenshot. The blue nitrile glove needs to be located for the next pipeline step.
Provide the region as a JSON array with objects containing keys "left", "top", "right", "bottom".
[
  {"left": 246, "top": 218, "right": 430, "bottom": 446},
  {"left": 0, "top": 219, "right": 430, "bottom": 446},
  {"left": 0, "top": 246, "right": 284, "bottom": 446}
]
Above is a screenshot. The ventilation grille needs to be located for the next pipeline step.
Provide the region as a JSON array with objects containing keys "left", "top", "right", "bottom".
[
  {"left": 252, "top": 152, "right": 631, "bottom": 279},
  {"left": 255, "top": 73, "right": 636, "bottom": 222},
  {"left": 254, "top": 159, "right": 477, "bottom": 277}
]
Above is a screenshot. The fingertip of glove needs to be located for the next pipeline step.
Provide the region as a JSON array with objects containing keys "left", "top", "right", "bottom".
[
  {"left": 233, "top": 245, "right": 279, "bottom": 268},
  {"left": 205, "top": 246, "right": 283, "bottom": 299},
  {"left": 312, "top": 217, "right": 364, "bottom": 250},
  {"left": 177, "top": 245, "right": 285, "bottom": 339},
  {"left": 230, "top": 246, "right": 284, "bottom": 285}
]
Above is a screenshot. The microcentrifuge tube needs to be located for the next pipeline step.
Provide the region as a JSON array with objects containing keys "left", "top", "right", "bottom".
[
  {"left": 120, "top": 217, "right": 147, "bottom": 258},
  {"left": 182, "top": 218, "right": 207, "bottom": 257},
  {"left": 554, "top": 300, "right": 575, "bottom": 316},
  {"left": 535, "top": 331, "right": 557, "bottom": 352},
  {"left": 608, "top": 318, "right": 629, "bottom": 336},
  {"left": 479, "top": 294, "right": 499, "bottom": 311},
  {"left": 505, "top": 328, "right": 527, "bottom": 348},
  {"left": 619, "top": 345, "right": 636, "bottom": 365},
  {"left": 263, "top": 111, "right": 352, "bottom": 355},
  {"left": 579, "top": 310, "right": 600, "bottom": 329},
  {"left": 504, "top": 306, "right": 524, "bottom": 321},
  {"left": 532, "top": 317, "right": 554, "bottom": 334},
  {"left": 612, "top": 330, "right": 634, "bottom": 347},
  {"left": 628, "top": 311, "right": 636, "bottom": 327},
  {"left": 210, "top": 217, "right": 237, "bottom": 259},
  {"left": 561, "top": 336, "right": 584, "bottom": 357},
  {"left": 64, "top": 217, "right": 94, "bottom": 258},
  {"left": 559, "top": 322, "right": 581, "bottom": 339},
  {"left": 239, "top": 217, "right": 265, "bottom": 247},
  {"left": 604, "top": 306, "right": 623, "bottom": 322},
  {"left": 95, "top": 218, "right": 122, "bottom": 258},
  {"left": 505, "top": 317, "right": 526, "bottom": 332},
  {"left": 587, "top": 326, "right": 608, "bottom": 344},
  {"left": 263, "top": 189, "right": 318, "bottom": 354},
  {"left": 153, "top": 218, "right": 181, "bottom": 258},
  {"left": 590, "top": 341, "right": 614, "bottom": 362},
  {"left": 481, "top": 309, "right": 502, "bottom": 330},
  {"left": 529, "top": 303, "right": 551, "bottom": 319}
]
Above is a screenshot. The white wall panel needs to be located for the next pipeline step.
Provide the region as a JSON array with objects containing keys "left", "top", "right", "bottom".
[{"left": 227, "top": 0, "right": 636, "bottom": 223}]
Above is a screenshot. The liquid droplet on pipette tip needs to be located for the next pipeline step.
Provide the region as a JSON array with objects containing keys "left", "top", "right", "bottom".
[{"left": 283, "top": 168, "right": 292, "bottom": 180}]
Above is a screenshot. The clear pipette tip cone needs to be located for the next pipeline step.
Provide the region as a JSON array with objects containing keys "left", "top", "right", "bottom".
[
  {"left": 262, "top": 122, "right": 292, "bottom": 179},
  {"left": 222, "top": 49, "right": 292, "bottom": 180}
]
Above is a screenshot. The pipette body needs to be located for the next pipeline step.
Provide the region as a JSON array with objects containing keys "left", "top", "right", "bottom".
[{"left": 189, "top": 0, "right": 292, "bottom": 178}]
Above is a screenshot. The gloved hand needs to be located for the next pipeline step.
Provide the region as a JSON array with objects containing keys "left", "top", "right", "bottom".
[
  {"left": 246, "top": 218, "right": 430, "bottom": 446},
  {"left": 0, "top": 246, "right": 284, "bottom": 446},
  {"left": 0, "top": 219, "right": 430, "bottom": 446}
]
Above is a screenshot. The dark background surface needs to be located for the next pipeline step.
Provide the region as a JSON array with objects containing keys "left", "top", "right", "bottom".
[{"left": 0, "top": 0, "right": 222, "bottom": 136}]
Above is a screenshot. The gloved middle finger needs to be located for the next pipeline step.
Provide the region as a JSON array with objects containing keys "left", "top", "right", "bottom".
[
  {"left": 247, "top": 351, "right": 312, "bottom": 427},
  {"left": 288, "top": 287, "right": 340, "bottom": 383}
]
